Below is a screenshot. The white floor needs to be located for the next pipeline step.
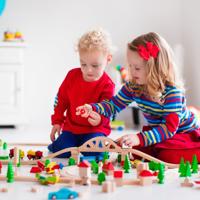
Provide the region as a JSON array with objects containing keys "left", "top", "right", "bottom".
[
  {"left": 0, "top": 126, "right": 136, "bottom": 144},
  {"left": 1, "top": 127, "right": 200, "bottom": 200}
]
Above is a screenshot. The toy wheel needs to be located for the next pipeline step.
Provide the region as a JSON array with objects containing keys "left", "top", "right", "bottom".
[
  {"left": 68, "top": 194, "right": 75, "bottom": 199},
  {"left": 51, "top": 195, "right": 57, "bottom": 200},
  {"left": 27, "top": 155, "right": 31, "bottom": 160}
]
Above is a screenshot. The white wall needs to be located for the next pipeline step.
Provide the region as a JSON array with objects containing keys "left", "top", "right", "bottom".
[
  {"left": 182, "top": 0, "right": 200, "bottom": 107},
  {"left": 0, "top": 0, "right": 183, "bottom": 131}
]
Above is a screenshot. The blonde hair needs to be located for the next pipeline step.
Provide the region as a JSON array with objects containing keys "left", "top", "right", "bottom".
[
  {"left": 128, "top": 32, "right": 184, "bottom": 99},
  {"left": 77, "top": 28, "right": 114, "bottom": 54}
]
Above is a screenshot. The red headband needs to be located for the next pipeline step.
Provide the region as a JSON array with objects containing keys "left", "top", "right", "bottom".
[{"left": 137, "top": 42, "right": 159, "bottom": 61}]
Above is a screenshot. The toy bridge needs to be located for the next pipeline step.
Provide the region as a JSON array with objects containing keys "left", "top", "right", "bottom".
[
  {"left": 44, "top": 137, "right": 178, "bottom": 168},
  {"left": 3, "top": 137, "right": 178, "bottom": 168}
]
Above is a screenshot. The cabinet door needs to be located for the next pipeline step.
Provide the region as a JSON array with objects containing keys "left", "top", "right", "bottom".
[
  {"left": 0, "top": 44, "right": 25, "bottom": 125},
  {"left": 0, "top": 67, "right": 21, "bottom": 113}
]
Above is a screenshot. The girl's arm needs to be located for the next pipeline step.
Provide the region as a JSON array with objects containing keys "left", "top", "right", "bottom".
[
  {"left": 77, "top": 82, "right": 134, "bottom": 119},
  {"left": 137, "top": 88, "right": 184, "bottom": 147},
  {"left": 87, "top": 81, "right": 115, "bottom": 126}
]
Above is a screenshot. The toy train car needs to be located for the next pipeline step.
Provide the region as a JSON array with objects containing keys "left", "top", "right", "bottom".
[{"left": 27, "top": 150, "right": 43, "bottom": 160}]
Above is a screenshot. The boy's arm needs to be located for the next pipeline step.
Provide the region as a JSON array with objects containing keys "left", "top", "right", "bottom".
[
  {"left": 137, "top": 89, "right": 184, "bottom": 147},
  {"left": 51, "top": 78, "right": 69, "bottom": 126}
]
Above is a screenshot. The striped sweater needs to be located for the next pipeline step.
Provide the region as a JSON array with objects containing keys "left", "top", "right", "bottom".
[{"left": 92, "top": 82, "right": 199, "bottom": 147}]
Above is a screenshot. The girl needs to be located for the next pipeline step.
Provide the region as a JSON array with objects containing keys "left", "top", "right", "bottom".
[{"left": 76, "top": 32, "right": 200, "bottom": 164}]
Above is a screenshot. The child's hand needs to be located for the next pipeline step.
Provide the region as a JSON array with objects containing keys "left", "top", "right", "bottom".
[
  {"left": 88, "top": 111, "right": 101, "bottom": 126},
  {"left": 116, "top": 134, "right": 140, "bottom": 147},
  {"left": 50, "top": 124, "right": 61, "bottom": 142},
  {"left": 76, "top": 104, "right": 93, "bottom": 118}
]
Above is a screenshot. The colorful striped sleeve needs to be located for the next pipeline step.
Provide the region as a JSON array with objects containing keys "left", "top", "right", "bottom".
[
  {"left": 138, "top": 88, "right": 184, "bottom": 147},
  {"left": 91, "top": 82, "right": 134, "bottom": 119}
]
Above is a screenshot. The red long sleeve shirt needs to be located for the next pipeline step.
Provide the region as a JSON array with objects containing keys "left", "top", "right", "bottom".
[{"left": 51, "top": 68, "right": 115, "bottom": 135}]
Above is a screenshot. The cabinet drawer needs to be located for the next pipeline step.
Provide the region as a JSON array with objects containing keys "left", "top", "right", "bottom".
[{"left": 0, "top": 48, "right": 24, "bottom": 64}]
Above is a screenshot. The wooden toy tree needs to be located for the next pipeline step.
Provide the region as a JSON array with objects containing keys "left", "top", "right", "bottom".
[
  {"left": 117, "top": 154, "right": 121, "bottom": 163},
  {"left": 178, "top": 157, "right": 185, "bottom": 174},
  {"left": 185, "top": 161, "right": 191, "bottom": 177},
  {"left": 98, "top": 172, "right": 106, "bottom": 185},
  {"left": 45, "top": 159, "right": 50, "bottom": 167},
  {"left": 91, "top": 160, "right": 99, "bottom": 174},
  {"left": 102, "top": 152, "right": 109, "bottom": 163},
  {"left": 68, "top": 157, "right": 76, "bottom": 166},
  {"left": 17, "top": 149, "right": 21, "bottom": 167},
  {"left": 158, "top": 163, "right": 165, "bottom": 184},
  {"left": 0, "top": 142, "right": 9, "bottom": 160},
  {"left": 7, "top": 161, "right": 14, "bottom": 183},
  {"left": 149, "top": 161, "right": 159, "bottom": 171},
  {"left": 191, "top": 155, "right": 198, "bottom": 174},
  {"left": 123, "top": 154, "right": 131, "bottom": 173}
]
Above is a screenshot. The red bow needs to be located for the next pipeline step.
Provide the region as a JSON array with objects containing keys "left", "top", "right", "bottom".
[{"left": 138, "top": 42, "right": 159, "bottom": 61}]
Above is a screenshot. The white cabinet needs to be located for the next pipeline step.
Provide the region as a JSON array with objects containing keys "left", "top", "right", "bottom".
[{"left": 0, "top": 42, "right": 26, "bottom": 126}]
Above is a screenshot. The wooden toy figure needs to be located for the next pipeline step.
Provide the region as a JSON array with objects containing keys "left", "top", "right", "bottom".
[
  {"left": 102, "top": 181, "right": 116, "bottom": 193},
  {"left": 78, "top": 160, "right": 91, "bottom": 185},
  {"left": 113, "top": 170, "right": 123, "bottom": 186}
]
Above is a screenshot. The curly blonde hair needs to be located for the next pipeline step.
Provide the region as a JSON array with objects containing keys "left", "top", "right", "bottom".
[
  {"left": 77, "top": 28, "right": 114, "bottom": 54},
  {"left": 128, "top": 32, "right": 184, "bottom": 100}
]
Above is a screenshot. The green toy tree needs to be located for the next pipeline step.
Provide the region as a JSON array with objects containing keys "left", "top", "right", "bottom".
[
  {"left": 149, "top": 161, "right": 155, "bottom": 171},
  {"left": 178, "top": 157, "right": 185, "bottom": 174},
  {"left": 185, "top": 161, "right": 191, "bottom": 177},
  {"left": 149, "top": 161, "right": 159, "bottom": 171},
  {"left": 0, "top": 142, "right": 9, "bottom": 160},
  {"left": 91, "top": 160, "right": 99, "bottom": 174},
  {"left": 102, "top": 152, "right": 109, "bottom": 163},
  {"left": 191, "top": 155, "right": 198, "bottom": 174},
  {"left": 68, "top": 157, "right": 76, "bottom": 166},
  {"left": 7, "top": 161, "right": 14, "bottom": 183},
  {"left": 123, "top": 154, "right": 131, "bottom": 173},
  {"left": 117, "top": 154, "right": 121, "bottom": 163},
  {"left": 17, "top": 149, "right": 21, "bottom": 167},
  {"left": 97, "top": 172, "right": 106, "bottom": 185},
  {"left": 45, "top": 159, "right": 50, "bottom": 167},
  {"left": 179, "top": 164, "right": 186, "bottom": 177},
  {"left": 158, "top": 163, "right": 165, "bottom": 184}
]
